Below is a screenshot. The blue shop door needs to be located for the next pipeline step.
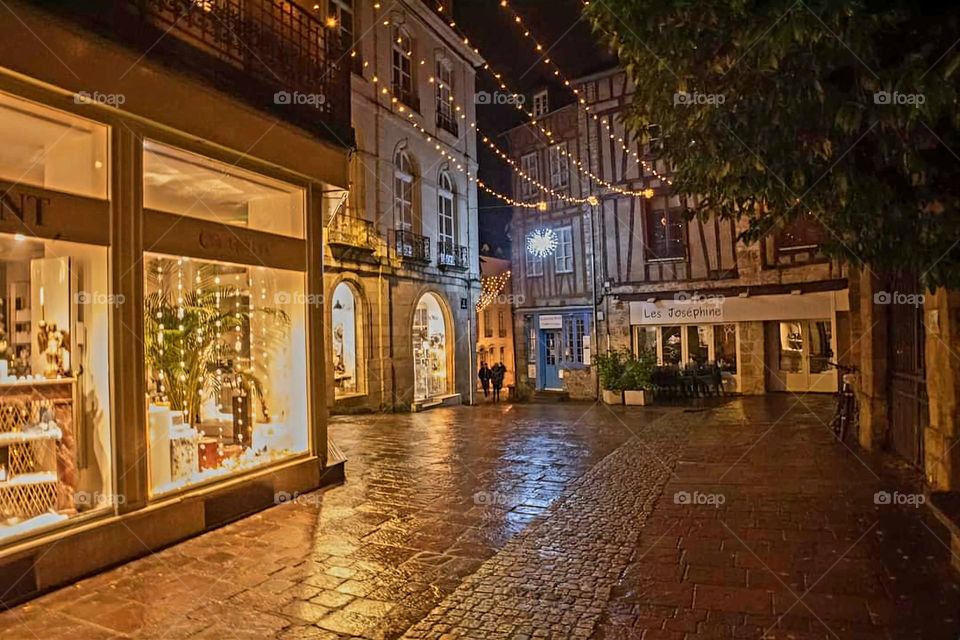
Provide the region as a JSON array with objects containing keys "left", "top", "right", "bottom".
[{"left": 539, "top": 329, "right": 563, "bottom": 390}]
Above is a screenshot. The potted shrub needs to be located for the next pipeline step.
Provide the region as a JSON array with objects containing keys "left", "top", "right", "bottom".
[
  {"left": 622, "top": 350, "right": 655, "bottom": 406},
  {"left": 595, "top": 350, "right": 626, "bottom": 404}
]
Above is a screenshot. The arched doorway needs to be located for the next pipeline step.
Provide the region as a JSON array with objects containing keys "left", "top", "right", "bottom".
[
  {"left": 412, "top": 292, "right": 451, "bottom": 401},
  {"left": 331, "top": 281, "right": 362, "bottom": 397}
]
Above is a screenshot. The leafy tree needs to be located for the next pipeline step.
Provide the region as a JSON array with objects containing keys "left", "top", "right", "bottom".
[{"left": 584, "top": 0, "right": 960, "bottom": 288}]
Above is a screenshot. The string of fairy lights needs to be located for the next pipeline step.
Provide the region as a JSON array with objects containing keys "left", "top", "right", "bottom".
[
  {"left": 475, "top": 269, "right": 512, "bottom": 311},
  {"left": 321, "top": 2, "right": 672, "bottom": 256}
]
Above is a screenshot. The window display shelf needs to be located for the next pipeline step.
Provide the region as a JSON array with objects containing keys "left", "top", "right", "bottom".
[
  {"left": 0, "top": 471, "right": 57, "bottom": 489},
  {"left": 0, "top": 427, "right": 62, "bottom": 446},
  {"left": 0, "top": 376, "right": 77, "bottom": 389}
]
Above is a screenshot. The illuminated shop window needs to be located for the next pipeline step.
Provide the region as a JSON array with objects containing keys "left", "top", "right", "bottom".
[
  {"left": 332, "top": 282, "right": 361, "bottom": 398},
  {"left": 144, "top": 254, "right": 308, "bottom": 495},
  {"left": 0, "top": 234, "right": 113, "bottom": 543},
  {"left": 143, "top": 140, "right": 305, "bottom": 238},
  {"left": 0, "top": 90, "right": 107, "bottom": 198},
  {"left": 412, "top": 293, "right": 449, "bottom": 401}
]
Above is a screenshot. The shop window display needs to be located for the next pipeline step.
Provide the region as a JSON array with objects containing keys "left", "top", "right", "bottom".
[
  {"left": 332, "top": 282, "right": 360, "bottom": 397},
  {"left": 144, "top": 254, "right": 308, "bottom": 495},
  {"left": 412, "top": 293, "right": 449, "bottom": 401},
  {"left": 0, "top": 235, "right": 112, "bottom": 542}
]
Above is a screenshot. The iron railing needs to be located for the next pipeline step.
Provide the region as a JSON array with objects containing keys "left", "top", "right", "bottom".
[
  {"left": 437, "top": 110, "right": 459, "bottom": 137},
  {"left": 437, "top": 240, "right": 469, "bottom": 270},
  {"left": 395, "top": 229, "right": 430, "bottom": 263},
  {"left": 328, "top": 213, "right": 380, "bottom": 253},
  {"left": 45, "top": 0, "right": 352, "bottom": 147}
]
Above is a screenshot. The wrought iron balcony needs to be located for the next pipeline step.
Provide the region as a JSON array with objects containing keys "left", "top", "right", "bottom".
[
  {"left": 327, "top": 213, "right": 381, "bottom": 261},
  {"left": 437, "top": 240, "right": 469, "bottom": 271},
  {"left": 437, "top": 111, "right": 459, "bottom": 137},
  {"left": 44, "top": 0, "right": 352, "bottom": 148},
  {"left": 395, "top": 230, "right": 431, "bottom": 264}
]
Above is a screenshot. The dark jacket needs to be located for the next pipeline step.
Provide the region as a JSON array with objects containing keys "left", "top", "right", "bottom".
[
  {"left": 491, "top": 364, "right": 506, "bottom": 387},
  {"left": 478, "top": 366, "right": 491, "bottom": 382}
]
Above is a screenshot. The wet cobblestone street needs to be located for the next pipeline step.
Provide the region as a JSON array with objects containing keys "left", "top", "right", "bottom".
[{"left": 1, "top": 397, "right": 958, "bottom": 639}]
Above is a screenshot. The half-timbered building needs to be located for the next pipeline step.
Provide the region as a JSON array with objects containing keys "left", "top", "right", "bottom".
[{"left": 506, "top": 68, "right": 852, "bottom": 398}]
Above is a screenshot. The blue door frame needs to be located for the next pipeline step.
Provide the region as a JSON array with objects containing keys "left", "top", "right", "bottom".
[{"left": 539, "top": 329, "right": 563, "bottom": 390}]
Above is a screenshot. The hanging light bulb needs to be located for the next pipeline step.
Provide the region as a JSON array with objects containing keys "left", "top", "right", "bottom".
[{"left": 527, "top": 228, "right": 558, "bottom": 257}]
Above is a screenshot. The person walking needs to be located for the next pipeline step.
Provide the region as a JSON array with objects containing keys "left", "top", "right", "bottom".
[
  {"left": 491, "top": 361, "right": 506, "bottom": 402},
  {"left": 478, "top": 361, "right": 491, "bottom": 398}
]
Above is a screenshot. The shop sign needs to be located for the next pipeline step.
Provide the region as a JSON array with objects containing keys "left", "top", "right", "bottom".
[
  {"left": 0, "top": 181, "right": 109, "bottom": 246},
  {"left": 634, "top": 302, "right": 724, "bottom": 324},
  {"left": 0, "top": 190, "right": 50, "bottom": 226},
  {"left": 630, "top": 291, "right": 845, "bottom": 325},
  {"left": 539, "top": 314, "right": 563, "bottom": 329}
]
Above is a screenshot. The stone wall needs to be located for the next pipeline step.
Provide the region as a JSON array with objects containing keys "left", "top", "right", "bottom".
[
  {"left": 737, "top": 321, "right": 766, "bottom": 394},
  {"left": 849, "top": 268, "right": 889, "bottom": 451},
  {"left": 562, "top": 367, "right": 597, "bottom": 400},
  {"left": 924, "top": 288, "right": 960, "bottom": 490}
]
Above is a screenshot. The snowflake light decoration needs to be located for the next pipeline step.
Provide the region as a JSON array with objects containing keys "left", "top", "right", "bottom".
[{"left": 526, "top": 228, "right": 558, "bottom": 257}]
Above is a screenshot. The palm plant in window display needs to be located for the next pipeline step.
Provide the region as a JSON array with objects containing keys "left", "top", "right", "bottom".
[{"left": 143, "top": 258, "right": 289, "bottom": 435}]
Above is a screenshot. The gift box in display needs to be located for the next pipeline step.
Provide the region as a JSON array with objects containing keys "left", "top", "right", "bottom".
[{"left": 169, "top": 424, "right": 199, "bottom": 481}]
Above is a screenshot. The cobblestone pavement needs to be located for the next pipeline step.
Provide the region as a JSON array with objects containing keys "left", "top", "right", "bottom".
[
  {"left": 0, "top": 402, "right": 650, "bottom": 639},
  {"left": 594, "top": 396, "right": 960, "bottom": 640},
  {"left": 1, "top": 397, "right": 958, "bottom": 639}
]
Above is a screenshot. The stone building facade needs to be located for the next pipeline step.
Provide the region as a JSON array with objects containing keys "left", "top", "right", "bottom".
[{"left": 324, "top": 0, "right": 483, "bottom": 413}]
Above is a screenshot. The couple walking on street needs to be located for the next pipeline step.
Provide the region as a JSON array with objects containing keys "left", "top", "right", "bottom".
[{"left": 478, "top": 361, "right": 507, "bottom": 402}]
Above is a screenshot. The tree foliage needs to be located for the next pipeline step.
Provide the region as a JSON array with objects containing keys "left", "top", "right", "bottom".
[{"left": 584, "top": 0, "right": 960, "bottom": 288}]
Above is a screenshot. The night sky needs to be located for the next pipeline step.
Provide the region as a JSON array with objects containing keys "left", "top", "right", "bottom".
[{"left": 452, "top": 0, "right": 614, "bottom": 256}]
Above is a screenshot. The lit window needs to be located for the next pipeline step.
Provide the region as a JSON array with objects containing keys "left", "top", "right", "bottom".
[
  {"left": 394, "top": 147, "right": 415, "bottom": 231},
  {"left": 554, "top": 226, "right": 573, "bottom": 273},
  {"left": 332, "top": 282, "right": 361, "bottom": 397},
  {"left": 438, "top": 171, "right": 455, "bottom": 246}
]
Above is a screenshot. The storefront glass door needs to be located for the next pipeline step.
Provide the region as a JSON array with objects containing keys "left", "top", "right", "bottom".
[{"left": 769, "top": 319, "right": 836, "bottom": 392}]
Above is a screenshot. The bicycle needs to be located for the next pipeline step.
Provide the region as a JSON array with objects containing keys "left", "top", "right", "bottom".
[{"left": 828, "top": 361, "right": 858, "bottom": 442}]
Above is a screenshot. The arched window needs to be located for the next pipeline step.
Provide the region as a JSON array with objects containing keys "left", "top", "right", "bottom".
[
  {"left": 412, "top": 292, "right": 450, "bottom": 401},
  {"left": 394, "top": 146, "right": 415, "bottom": 231},
  {"left": 392, "top": 26, "right": 415, "bottom": 106},
  {"left": 332, "top": 282, "right": 361, "bottom": 397},
  {"left": 438, "top": 170, "right": 455, "bottom": 247}
]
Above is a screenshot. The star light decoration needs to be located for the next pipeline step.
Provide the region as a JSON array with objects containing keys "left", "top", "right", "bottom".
[{"left": 526, "top": 228, "right": 558, "bottom": 258}]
